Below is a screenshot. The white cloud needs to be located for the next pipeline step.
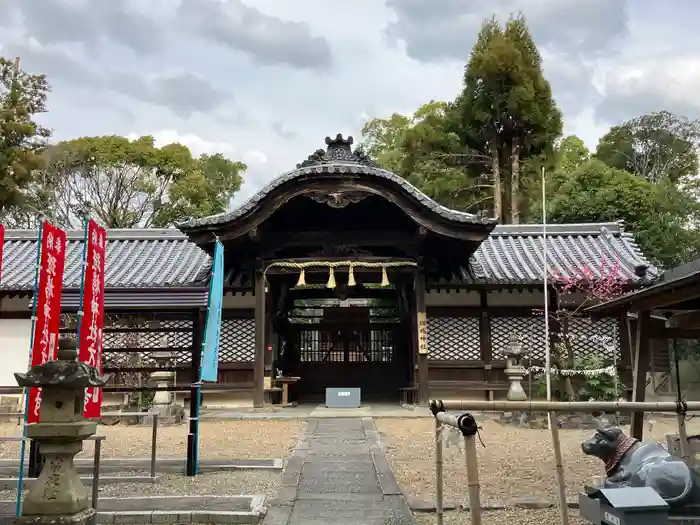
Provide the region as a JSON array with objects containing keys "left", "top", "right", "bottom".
[{"left": 0, "top": 0, "right": 698, "bottom": 199}]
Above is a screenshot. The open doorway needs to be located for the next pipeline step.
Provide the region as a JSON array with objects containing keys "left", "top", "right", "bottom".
[{"left": 279, "top": 293, "right": 411, "bottom": 403}]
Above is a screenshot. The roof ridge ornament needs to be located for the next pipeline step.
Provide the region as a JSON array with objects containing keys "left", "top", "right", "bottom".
[{"left": 296, "top": 133, "right": 379, "bottom": 169}]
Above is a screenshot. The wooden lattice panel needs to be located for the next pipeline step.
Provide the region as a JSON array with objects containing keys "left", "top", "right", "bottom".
[
  {"left": 427, "top": 316, "right": 480, "bottom": 360},
  {"left": 59, "top": 314, "right": 194, "bottom": 369},
  {"left": 491, "top": 316, "right": 546, "bottom": 360},
  {"left": 566, "top": 316, "right": 620, "bottom": 361},
  {"left": 219, "top": 318, "right": 255, "bottom": 362}
]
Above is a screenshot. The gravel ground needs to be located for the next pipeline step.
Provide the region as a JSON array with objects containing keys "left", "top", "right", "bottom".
[
  {"left": 0, "top": 420, "right": 305, "bottom": 459},
  {"left": 376, "top": 415, "right": 700, "bottom": 507},
  {"left": 416, "top": 508, "right": 589, "bottom": 524},
  {"left": 0, "top": 469, "right": 281, "bottom": 500},
  {"left": 0, "top": 420, "right": 304, "bottom": 502}
]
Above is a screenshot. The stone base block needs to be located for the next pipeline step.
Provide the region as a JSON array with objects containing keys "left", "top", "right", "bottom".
[{"left": 15, "top": 508, "right": 95, "bottom": 525}]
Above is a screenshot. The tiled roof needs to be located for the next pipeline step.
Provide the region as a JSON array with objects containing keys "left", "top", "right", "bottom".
[
  {"left": 0, "top": 222, "right": 658, "bottom": 296},
  {"left": 588, "top": 255, "right": 700, "bottom": 313},
  {"left": 178, "top": 135, "right": 497, "bottom": 230},
  {"left": 466, "top": 222, "right": 659, "bottom": 285},
  {"left": 0, "top": 229, "right": 209, "bottom": 291}
]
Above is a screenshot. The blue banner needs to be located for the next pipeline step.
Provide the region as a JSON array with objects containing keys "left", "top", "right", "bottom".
[{"left": 200, "top": 240, "right": 224, "bottom": 382}]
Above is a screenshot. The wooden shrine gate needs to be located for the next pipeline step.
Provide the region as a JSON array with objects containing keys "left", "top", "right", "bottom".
[{"left": 289, "top": 305, "right": 410, "bottom": 401}]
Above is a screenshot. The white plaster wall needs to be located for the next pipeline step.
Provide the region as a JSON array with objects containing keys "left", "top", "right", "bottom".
[
  {"left": 0, "top": 318, "right": 32, "bottom": 388},
  {"left": 426, "top": 290, "right": 545, "bottom": 307}
]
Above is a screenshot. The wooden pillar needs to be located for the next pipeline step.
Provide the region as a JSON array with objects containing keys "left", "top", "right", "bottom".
[
  {"left": 618, "top": 310, "right": 632, "bottom": 369},
  {"left": 630, "top": 310, "right": 651, "bottom": 440},
  {"left": 186, "top": 308, "right": 205, "bottom": 477},
  {"left": 415, "top": 269, "right": 428, "bottom": 404},
  {"left": 253, "top": 268, "right": 266, "bottom": 408},
  {"left": 479, "top": 291, "right": 495, "bottom": 401},
  {"left": 264, "top": 284, "right": 275, "bottom": 400}
]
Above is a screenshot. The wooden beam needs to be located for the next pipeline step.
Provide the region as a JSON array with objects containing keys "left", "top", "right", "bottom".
[
  {"left": 253, "top": 268, "right": 266, "bottom": 408},
  {"left": 630, "top": 310, "right": 651, "bottom": 440},
  {"left": 288, "top": 286, "right": 398, "bottom": 300},
  {"left": 261, "top": 230, "right": 417, "bottom": 256},
  {"left": 630, "top": 283, "right": 700, "bottom": 312},
  {"left": 655, "top": 327, "right": 700, "bottom": 340},
  {"left": 666, "top": 310, "right": 700, "bottom": 330}
]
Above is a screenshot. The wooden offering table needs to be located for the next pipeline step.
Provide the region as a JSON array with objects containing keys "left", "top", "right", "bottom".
[{"left": 275, "top": 376, "right": 300, "bottom": 407}]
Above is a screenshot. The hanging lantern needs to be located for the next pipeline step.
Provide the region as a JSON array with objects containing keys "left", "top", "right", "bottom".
[
  {"left": 347, "top": 264, "right": 356, "bottom": 287},
  {"left": 327, "top": 266, "right": 336, "bottom": 289},
  {"left": 296, "top": 268, "right": 306, "bottom": 287},
  {"left": 380, "top": 266, "right": 389, "bottom": 287}
]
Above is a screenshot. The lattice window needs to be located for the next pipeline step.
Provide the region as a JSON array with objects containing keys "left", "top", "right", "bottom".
[
  {"left": 428, "top": 316, "right": 480, "bottom": 360},
  {"left": 565, "top": 316, "right": 620, "bottom": 361},
  {"left": 219, "top": 318, "right": 255, "bottom": 362},
  {"left": 297, "top": 327, "right": 395, "bottom": 363},
  {"left": 491, "top": 316, "right": 546, "bottom": 360},
  {"left": 59, "top": 314, "right": 194, "bottom": 370}
]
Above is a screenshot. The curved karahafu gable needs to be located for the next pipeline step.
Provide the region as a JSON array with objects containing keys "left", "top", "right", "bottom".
[{"left": 178, "top": 134, "right": 497, "bottom": 248}]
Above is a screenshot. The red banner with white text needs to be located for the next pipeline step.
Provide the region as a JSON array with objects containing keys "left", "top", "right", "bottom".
[
  {"left": 27, "top": 221, "right": 67, "bottom": 424},
  {"left": 78, "top": 219, "right": 106, "bottom": 419}
]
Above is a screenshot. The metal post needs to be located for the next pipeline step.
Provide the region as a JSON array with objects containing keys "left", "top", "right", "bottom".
[
  {"left": 92, "top": 437, "right": 102, "bottom": 510},
  {"left": 434, "top": 417, "right": 444, "bottom": 525},
  {"left": 187, "top": 309, "right": 204, "bottom": 477},
  {"left": 151, "top": 414, "right": 158, "bottom": 479}
]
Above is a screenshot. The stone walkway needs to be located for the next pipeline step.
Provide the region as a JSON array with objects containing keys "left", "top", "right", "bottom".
[{"left": 264, "top": 417, "right": 414, "bottom": 525}]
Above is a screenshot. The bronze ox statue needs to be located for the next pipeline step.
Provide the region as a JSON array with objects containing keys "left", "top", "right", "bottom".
[{"left": 582, "top": 425, "right": 700, "bottom": 508}]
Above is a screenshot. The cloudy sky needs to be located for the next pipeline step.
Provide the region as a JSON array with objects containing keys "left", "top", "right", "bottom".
[{"left": 0, "top": 0, "right": 698, "bottom": 203}]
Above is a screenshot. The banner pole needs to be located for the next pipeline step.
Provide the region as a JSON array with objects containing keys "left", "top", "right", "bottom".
[
  {"left": 75, "top": 216, "right": 90, "bottom": 354},
  {"left": 194, "top": 246, "right": 215, "bottom": 477},
  {"left": 16, "top": 221, "right": 44, "bottom": 517},
  {"left": 194, "top": 240, "right": 223, "bottom": 476}
]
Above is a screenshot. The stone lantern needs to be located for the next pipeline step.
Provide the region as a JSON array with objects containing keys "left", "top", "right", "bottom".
[
  {"left": 504, "top": 332, "right": 529, "bottom": 401},
  {"left": 148, "top": 322, "right": 181, "bottom": 424},
  {"left": 14, "top": 337, "right": 107, "bottom": 524}
]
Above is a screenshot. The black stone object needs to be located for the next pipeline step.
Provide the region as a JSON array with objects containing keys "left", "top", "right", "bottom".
[{"left": 14, "top": 337, "right": 108, "bottom": 389}]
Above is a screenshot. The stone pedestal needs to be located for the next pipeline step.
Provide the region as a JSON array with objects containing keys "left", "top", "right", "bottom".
[
  {"left": 14, "top": 337, "right": 106, "bottom": 525},
  {"left": 22, "top": 422, "right": 96, "bottom": 516}
]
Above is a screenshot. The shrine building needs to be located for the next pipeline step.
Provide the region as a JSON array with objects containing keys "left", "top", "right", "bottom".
[{"left": 0, "top": 134, "right": 662, "bottom": 408}]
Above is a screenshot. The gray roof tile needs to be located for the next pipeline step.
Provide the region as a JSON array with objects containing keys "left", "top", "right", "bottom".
[
  {"left": 467, "top": 222, "right": 658, "bottom": 285},
  {"left": 178, "top": 134, "right": 497, "bottom": 230},
  {"left": 0, "top": 229, "right": 209, "bottom": 291},
  {"left": 0, "top": 222, "right": 658, "bottom": 292}
]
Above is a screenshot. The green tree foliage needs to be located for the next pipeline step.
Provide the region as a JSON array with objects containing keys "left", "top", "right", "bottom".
[
  {"left": 557, "top": 135, "right": 590, "bottom": 173},
  {"left": 0, "top": 57, "right": 51, "bottom": 221},
  {"left": 455, "top": 14, "right": 562, "bottom": 223},
  {"left": 360, "top": 101, "right": 493, "bottom": 213},
  {"left": 27, "top": 135, "right": 245, "bottom": 228},
  {"left": 595, "top": 111, "right": 700, "bottom": 184},
  {"left": 547, "top": 159, "right": 700, "bottom": 268}
]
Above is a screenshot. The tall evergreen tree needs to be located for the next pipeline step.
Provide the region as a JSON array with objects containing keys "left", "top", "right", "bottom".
[
  {"left": 454, "top": 14, "right": 562, "bottom": 223},
  {"left": 0, "top": 57, "right": 51, "bottom": 222}
]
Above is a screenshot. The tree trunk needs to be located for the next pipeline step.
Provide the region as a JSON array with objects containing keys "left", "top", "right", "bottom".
[
  {"left": 491, "top": 143, "right": 502, "bottom": 222},
  {"left": 510, "top": 140, "right": 520, "bottom": 224}
]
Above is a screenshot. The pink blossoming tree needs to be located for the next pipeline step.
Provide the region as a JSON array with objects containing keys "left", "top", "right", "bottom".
[{"left": 533, "top": 256, "right": 627, "bottom": 400}]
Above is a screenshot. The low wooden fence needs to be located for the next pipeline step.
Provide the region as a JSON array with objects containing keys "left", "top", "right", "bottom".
[{"left": 428, "top": 399, "right": 700, "bottom": 525}]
